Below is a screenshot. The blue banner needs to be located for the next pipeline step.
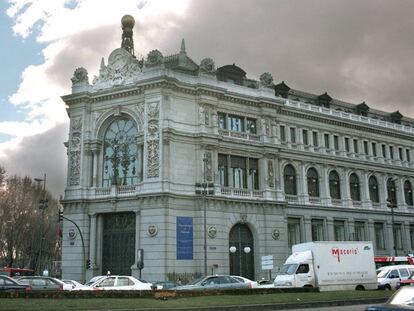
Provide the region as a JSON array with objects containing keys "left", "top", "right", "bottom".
[{"left": 176, "top": 216, "right": 193, "bottom": 260}]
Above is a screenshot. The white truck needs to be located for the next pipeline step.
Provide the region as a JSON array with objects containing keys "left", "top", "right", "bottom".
[{"left": 274, "top": 241, "right": 377, "bottom": 291}]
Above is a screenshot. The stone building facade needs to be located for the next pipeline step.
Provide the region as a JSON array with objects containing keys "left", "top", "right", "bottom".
[{"left": 61, "top": 16, "right": 414, "bottom": 283}]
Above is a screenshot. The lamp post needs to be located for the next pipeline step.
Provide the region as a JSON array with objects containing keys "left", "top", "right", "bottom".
[
  {"left": 34, "top": 173, "right": 48, "bottom": 275},
  {"left": 387, "top": 197, "right": 398, "bottom": 257},
  {"left": 203, "top": 155, "right": 208, "bottom": 277}
]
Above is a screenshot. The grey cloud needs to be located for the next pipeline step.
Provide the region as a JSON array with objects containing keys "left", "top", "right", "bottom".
[{"left": 2, "top": 123, "right": 68, "bottom": 197}]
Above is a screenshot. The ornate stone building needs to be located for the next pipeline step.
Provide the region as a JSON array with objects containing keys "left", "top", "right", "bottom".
[{"left": 61, "top": 15, "right": 414, "bottom": 283}]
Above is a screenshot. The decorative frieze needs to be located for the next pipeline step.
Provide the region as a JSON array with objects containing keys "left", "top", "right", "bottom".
[
  {"left": 146, "top": 101, "right": 160, "bottom": 178},
  {"left": 69, "top": 118, "right": 82, "bottom": 186}
]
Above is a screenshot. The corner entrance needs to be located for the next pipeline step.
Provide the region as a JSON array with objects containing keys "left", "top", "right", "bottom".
[
  {"left": 229, "top": 223, "right": 254, "bottom": 280},
  {"left": 102, "top": 212, "right": 135, "bottom": 275}
]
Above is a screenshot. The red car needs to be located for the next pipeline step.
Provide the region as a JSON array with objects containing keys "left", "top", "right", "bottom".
[{"left": 397, "top": 274, "right": 414, "bottom": 289}]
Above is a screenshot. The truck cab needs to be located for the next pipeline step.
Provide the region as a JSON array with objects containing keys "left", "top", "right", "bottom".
[{"left": 274, "top": 250, "right": 315, "bottom": 288}]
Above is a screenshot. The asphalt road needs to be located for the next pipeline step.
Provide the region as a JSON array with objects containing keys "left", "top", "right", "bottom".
[{"left": 288, "top": 304, "right": 373, "bottom": 311}]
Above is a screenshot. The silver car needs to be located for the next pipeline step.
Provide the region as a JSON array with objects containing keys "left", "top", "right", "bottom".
[{"left": 173, "top": 275, "right": 250, "bottom": 290}]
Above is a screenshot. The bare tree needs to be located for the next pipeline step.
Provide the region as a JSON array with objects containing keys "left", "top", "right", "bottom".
[{"left": 0, "top": 167, "right": 61, "bottom": 274}]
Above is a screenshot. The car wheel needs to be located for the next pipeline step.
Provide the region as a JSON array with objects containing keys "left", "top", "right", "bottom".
[
  {"left": 385, "top": 284, "right": 392, "bottom": 291},
  {"left": 355, "top": 285, "right": 365, "bottom": 291}
]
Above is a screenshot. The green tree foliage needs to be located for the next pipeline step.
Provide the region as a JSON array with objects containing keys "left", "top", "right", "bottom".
[{"left": 0, "top": 166, "right": 61, "bottom": 273}]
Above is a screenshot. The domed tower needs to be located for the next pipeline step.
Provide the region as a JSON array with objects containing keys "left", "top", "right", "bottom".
[{"left": 121, "top": 14, "right": 135, "bottom": 56}]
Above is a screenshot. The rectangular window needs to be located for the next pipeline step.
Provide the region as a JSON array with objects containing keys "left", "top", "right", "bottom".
[
  {"left": 399, "top": 147, "right": 403, "bottom": 161},
  {"left": 390, "top": 146, "right": 394, "bottom": 159},
  {"left": 364, "top": 141, "right": 369, "bottom": 155},
  {"left": 407, "top": 149, "right": 411, "bottom": 162},
  {"left": 311, "top": 219, "right": 325, "bottom": 241},
  {"left": 290, "top": 127, "right": 296, "bottom": 144},
  {"left": 353, "top": 139, "right": 359, "bottom": 153},
  {"left": 229, "top": 115, "right": 244, "bottom": 132},
  {"left": 394, "top": 224, "right": 403, "bottom": 250},
  {"left": 303, "top": 129, "right": 308, "bottom": 146},
  {"left": 231, "top": 156, "right": 246, "bottom": 189},
  {"left": 382, "top": 144, "right": 386, "bottom": 158},
  {"left": 334, "top": 135, "right": 339, "bottom": 151},
  {"left": 345, "top": 137, "right": 350, "bottom": 152},
  {"left": 312, "top": 131, "right": 318, "bottom": 147},
  {"left": 246, "top": 118, "right": 256, "bottom": 134},
  {"left": 374, "top": 222, "right": 385, "bottom": 250},
  {"left": 218, "top": 112, "right": 226, "bottom": 129},
  {"left": 334, "top": 220, "right": 346, "bottom": 241},
  {"left": 372, "top": 143, "right": 377, "bottom": 157},
  {"left": 249, "top": 158, "right": 259, "bottom": 190},
  {"left": 324, "top": 134, "right": 330, "bottom": 149},
  {"left": 288, "top": 218, "right": 301, "bottom": 249},
  {"left": 280, "top": 125, "right": 286, "bottom": 142},
  {"left": 410, "top": 225, "right": 414, "bottom": 249},
  {"left": 354, "top": 221, "right": 366, "bottom": 241},
  {"left": 218, "top": 154, "right": 228, "bottom": 186}
]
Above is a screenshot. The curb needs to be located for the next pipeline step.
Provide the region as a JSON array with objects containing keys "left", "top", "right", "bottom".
[{"left": 88, "top": 297, "right": 388, "bottom": 311}]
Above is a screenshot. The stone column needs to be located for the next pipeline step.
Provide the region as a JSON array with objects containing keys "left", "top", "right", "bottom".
[
  {"left": 319, "top": 165, "right": 331, "bottom": 206},
  {"left": 131, "top": 210, "right": 141, "bottom": 276},
  {"left": 274, "top": 157, "right": 284, "bottom": 200},
  {"left": 340, "top": 168, "right": 352, "bottom": 208},
  {"left": 379, "top": 174, "right": 388, "bottom": 209},
  {"left": 303, "top": 216, "right": 312, "bottom": 242},
  {"left": 298, "top": 162, "right": 309, "bottom": 204},
  {"left": 326, "top": 217, "right": 334, "bottom": 241},
  {"left": 361, "top": 170, "right": 371, "bottom": 209},
  {"left": 92, "top": 150, "right": 99, "bottom": 187},
  {"left": 86, "top": 213, "right": 98, "bottom": 281},
  {"left": 348, "top": 218, "right": 355, "bottom": 241},
  {"left": 396, "top": 177, "right": 405, "bottom": 209},
  {"left": 386, "top": 221, "right": 395, "bottom": 256}
]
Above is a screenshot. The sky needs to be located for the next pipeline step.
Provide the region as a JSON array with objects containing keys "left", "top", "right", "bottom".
[{"left": 1, "top": 0, "right": 414, "bottom": 197}]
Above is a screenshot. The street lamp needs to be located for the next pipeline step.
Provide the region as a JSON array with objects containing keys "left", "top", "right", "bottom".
[
  {"left": 34, "top": 173, "right": 48, "bottom": 275},
  {"left": 202, "top": 155, "right": 208, "bottom": 276}
]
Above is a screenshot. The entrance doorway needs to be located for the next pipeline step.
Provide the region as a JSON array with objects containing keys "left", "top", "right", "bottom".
[
  {"left": 229, "top": 223, "right": 254, "bottom": 280},
  {"left": 102, "top": 212, "right": 135, "bottom": 275}
]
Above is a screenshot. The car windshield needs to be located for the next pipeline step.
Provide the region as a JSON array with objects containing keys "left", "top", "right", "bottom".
[
  {"left": 138, "top": 279, "right": 148, "bottom": 283},
  {"left": 278, "top": 264, "right": 298, "bottom": 275},
  {"left": 377, "top": 270, "right": 389, "bottom": 278},
  {"left": 189, "top": 277, "right": 205, "bottom": 285}
]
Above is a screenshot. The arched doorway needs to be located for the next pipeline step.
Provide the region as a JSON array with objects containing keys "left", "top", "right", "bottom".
[{"left": 229, "top": 223, "right": 254, "bottom": 279}]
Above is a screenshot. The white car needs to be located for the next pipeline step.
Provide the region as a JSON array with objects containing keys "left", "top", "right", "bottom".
[
  {"left": 76, "top": 275, "right": 152, "bottom": 291},
  {"left": 62, "top": 279, "right": 84, "bottom": 290},
  {"left": 230, "top": 275, "right": 258, "bottom": 288}
]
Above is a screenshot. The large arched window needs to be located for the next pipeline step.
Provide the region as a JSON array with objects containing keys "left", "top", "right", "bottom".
[
  {"left": 387, "top": 178, "right": 397, "bottom": 205},
  {"left": 307, "top": 168, "right": 319, "bottom": 197},
  {"left": 284, "top": 165, "right": 297, "bottom": 195},
  {"left": 103, "top": 117, "right": 139, "bottom": 187},
  {"left": 404, "top": 180, "right": 413, "bottom": 206},
  {"left": 329, "top": 170, "right": 341, "bottom": 200},
  {"left": 369, "top": 176, "right": 379, "bottom": 203},
  {"left": 349, "top": 173, "right": 361, "bottom": 201}
]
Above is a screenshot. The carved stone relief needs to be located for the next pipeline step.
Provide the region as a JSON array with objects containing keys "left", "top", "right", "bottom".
[
  {"left": 199, "top": 58, "right": 215, "bottom": 73},
  {"left": 69, "top": 118, "right": 82, "bottom": 186},
  {"left": 146, "top": 101, "right": 160, "bottom": 178},
  {"left": 204, "top": 152, "right": 213, "bottom": 182},
  {"left": 199, "top": 104, "right": 210, "bottom": 126},
  {"left": 268, "top": 159, "right": 274, "bottom": 188}
]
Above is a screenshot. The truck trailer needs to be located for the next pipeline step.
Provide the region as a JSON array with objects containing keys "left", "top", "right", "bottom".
[{"left": 274, "top": 241, "right": 377, "bottom": 291}]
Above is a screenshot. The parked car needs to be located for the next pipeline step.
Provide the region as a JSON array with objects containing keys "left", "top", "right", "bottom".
[
  {"left": 62, "top": 279, "right": 84, "bottom": 290},
  {"left": 231, "top": 276, "right": 258, "bottom": 288},
  {"left": 365, "top": 286, "right": 414, "bottom": 310},
  {"left": 76, "top": 275, "right": 152, "bottom": 291},
  {"left": 0, "top": 275, "right": 32, "bottom": 292},
  {"left": 84, "top": 275, "right": 105, "bottom": 286},
  {"left": 15, "top": 276, "right": 66, "bottom": 291},
  {"left": 173, "top": 275, "right": 250, "bottom": 290},
  {"left": 151, "top": 281, "right": 177, "bottom": 290},
  {"left": 377, "top": 265, "right": 414, "bottom": 290}
]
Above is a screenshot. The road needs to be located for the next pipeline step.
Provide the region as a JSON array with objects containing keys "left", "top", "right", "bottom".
[{"left": 288, "top": 304, "right": 372, "bottom": 311}]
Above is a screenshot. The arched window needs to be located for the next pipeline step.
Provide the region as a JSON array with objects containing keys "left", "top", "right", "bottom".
[
  {"left": 329, "top": 170, "right": 341, "bottom": 200},
  {"left": 284, "top": 165, "right": 297, "bottom": 195},
  {"left": 307, "top": 168, "right": 319, "bottom": 197},
  {"left": 349, "top": 173, "right": 360, "bottom": 201},
  {"left": 103, "top": 117, "right": 139, "bottom": 187},
  {"left": 387, "top": 178, "right": 397, "bottom": 205},
  {"left": 369, "top": 176, "right": 379, "bottom": 203},
  {"left": 404, "top": 180, "right": 413, "bottom": 206}
]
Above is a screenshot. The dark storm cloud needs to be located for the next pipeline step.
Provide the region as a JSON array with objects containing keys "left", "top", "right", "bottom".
[
  {"left": 2, "top": 123, "right": 68, "bottom": 197},
  {"left": 157, "top": 0, "right": 414, "bottom": 116}
]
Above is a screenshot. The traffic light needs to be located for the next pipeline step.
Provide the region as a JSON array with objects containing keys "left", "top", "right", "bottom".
[
  {"left": 58, "top": 210, "right": 63, "bottom": 222},
  {"left": 86, "top": 259, "right": 91, "bottom": 269}
]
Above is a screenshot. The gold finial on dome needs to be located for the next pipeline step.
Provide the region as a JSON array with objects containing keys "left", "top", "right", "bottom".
[{"left": 121, "top": 15, "right": 135, "bottom": 56}]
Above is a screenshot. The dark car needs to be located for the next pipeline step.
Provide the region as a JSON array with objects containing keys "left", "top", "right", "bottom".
[
  {"left": 173, "top": 275, "right": 250, "bottom": 291},
  {"left": 16, "top": 276, "right": 64, "bottom": 291},
  {"left": 366, "top": 286, "right": 414, "bottom": 310},
  {"left": 0, "top": 275, "right": 31, "bottom": 292}
]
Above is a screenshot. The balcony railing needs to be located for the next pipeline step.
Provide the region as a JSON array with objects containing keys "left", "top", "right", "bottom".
[
  {"left": 332, "top": 199, "right": 342, "bottom": 206},
  {"left": 309, "top": 197, "right": 321, "bottom": 204},
  {"left": 218, "top": 129, "right": 260, "bottom": 142},
  {"left": 219, "top": 187, "right": 263, "bottom": 198},
  {"left": 285, "top": 194, "right": 299, "bottom": 202}
]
